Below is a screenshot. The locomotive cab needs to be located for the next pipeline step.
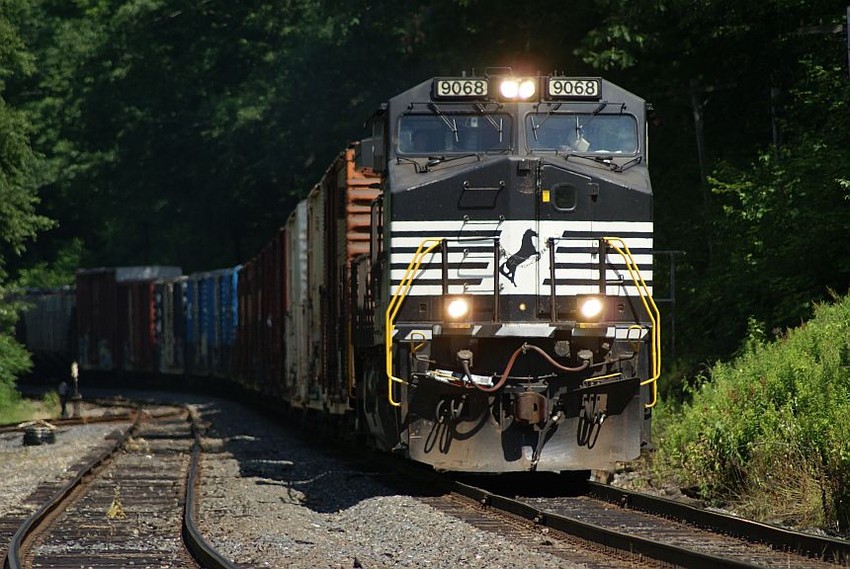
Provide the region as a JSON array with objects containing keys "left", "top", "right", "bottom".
[{"left": 353, "top": 71, "right": 658, "bottom": 473}]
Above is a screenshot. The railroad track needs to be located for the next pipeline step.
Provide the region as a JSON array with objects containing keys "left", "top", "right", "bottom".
[
  {"left": 11, "top": 395, "right": 844, "bottom": 568},
  {"left": 1, "top": 405, "right": 236, "bottom": 569},
  {"left": 431, "top": 472, "right": 850, "bottom": 568},
  {"left": 201, "top": 409, "right": 850, "bottom": 567}
]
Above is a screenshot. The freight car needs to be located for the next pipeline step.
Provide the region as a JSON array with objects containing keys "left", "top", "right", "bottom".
[
  {"left": 185, "top": 267, "right": 240, "bottom": 379},
  {"left": 69, "top": 70, "right": 659, "bottom": 474},
  {"left": 13, "top": 287, "right": 76, "bottom": 379},
  {"left": 76, "top": 266, "right": 183, "bottom": 375}
]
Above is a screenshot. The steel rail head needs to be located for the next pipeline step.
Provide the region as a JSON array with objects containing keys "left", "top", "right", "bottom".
[
  {"left": 2, "top": 404, "right": 232, "bottom": 569},
  {"left": 587, "top": 481, "right": 850, "bottom": 564},
  {"left": 447, "top": 479, "right": 763, "bottom": 569},
  {"left": 182, "top": 409, "right": 240, "bottom": 569}
]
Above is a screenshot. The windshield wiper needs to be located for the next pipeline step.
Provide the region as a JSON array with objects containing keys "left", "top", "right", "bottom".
[
  {"left": 474, "top": 102, "right": 504, "bottom": 143},
  {"left": 562, "top": 152, "right": 618, "bottom": 171},
  {"left": 562, "top": 152, "right": 643, "bottom": 173},
  {"left": 428, "top": 102, "right": 459, "bottom": 143},
  {"left": 575, "top": 101, "right": 610, "bottom": 139},
  {"left": 396, "top": 153, "right": 481, "bottom": 173},
  {"left": 424, "top": 153, "right": 480, "bottom": 172},
  {"left": 615, "top": 155, "right": 643, "bottom": 172},
  {"left": 530, "top": 103, "right": 562, "bottom": 142},
  {"left": 396, "top": 156, "right": 429, "bottom": 173}
]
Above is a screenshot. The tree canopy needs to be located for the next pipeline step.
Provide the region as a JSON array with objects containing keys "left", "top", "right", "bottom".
[
  {"left": 0, "top": 0, "right": 53, "bottom": 393},
  {"left": 2, "top": 0, "right": 849, "bottom": 378}
]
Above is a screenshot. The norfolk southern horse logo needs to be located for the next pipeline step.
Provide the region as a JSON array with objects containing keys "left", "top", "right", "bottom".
[{"left": 499, "top": 229, "right": 540, "bottom": 286}]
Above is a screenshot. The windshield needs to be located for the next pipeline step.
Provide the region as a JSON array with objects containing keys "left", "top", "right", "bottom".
[
  {"left": 398, "top": 114, "right": 512, "bottom": 155},
  {"left": 526, "top": 114, "right": 638, "bottom": 154}
]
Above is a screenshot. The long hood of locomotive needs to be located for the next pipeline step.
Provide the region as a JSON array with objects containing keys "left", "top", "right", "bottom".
[{"left": 387, "top": 156, "right": 652, "bottom": 321}]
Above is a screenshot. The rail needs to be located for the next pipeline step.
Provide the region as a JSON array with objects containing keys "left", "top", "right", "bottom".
[
  {"left": 2, "top": 412, "right": 142, "bottom": 569},
  {"left": 183, "top": 410, "right": 240, "bottom": 569},
  {"left": 587, "top": 481, "right": 850, "bottom": 564},
  {"left": 3, "top": 407, "right": 237, "bottom": 569}
]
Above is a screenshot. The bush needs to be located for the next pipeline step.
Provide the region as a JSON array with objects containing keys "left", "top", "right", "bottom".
[
  {"left": 657, "top": 294, "right": 850, "bottom": 532},
  {"left": 0, "top": 288, "right": 32, "bottom": 418},
  {"left": 0, "top": 333, "right": 30, "bottom": 417}
]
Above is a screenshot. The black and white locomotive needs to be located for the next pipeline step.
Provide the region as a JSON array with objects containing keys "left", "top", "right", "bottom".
[{"left": 352, "top": 71, "right": 658, "bottom": 472}]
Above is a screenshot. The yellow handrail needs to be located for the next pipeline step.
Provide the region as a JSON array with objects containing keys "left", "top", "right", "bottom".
[
  {"left": 385, "top": 238, "right": 443, "bottom": 407},
  {"left": 603, "top": 237, "right": 661, "bottom": 408}
]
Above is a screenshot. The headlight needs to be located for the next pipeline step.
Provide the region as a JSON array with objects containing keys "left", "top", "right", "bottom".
[
  {"left": 518, "top": 79, "right": 536, "bottom": 99},
  {"left": 499, "top": 78, "right": 537, "bottom": 100},
  {"left": 500, "top": 79, "right": 520, "bottom": 99},
  {"left": 446, "top": 297, "right": 470, "bottom": 319},
  {"left": 577, "top": 296, "right": 604, "bottom": 321}
]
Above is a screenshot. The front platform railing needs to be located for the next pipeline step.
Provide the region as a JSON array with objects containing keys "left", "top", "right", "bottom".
[
  {"left": 603, "top": 237, "right": 660, "bottom": 408},
  {"left": 384, "top": 236, "right": 660, "bottom": 408}
]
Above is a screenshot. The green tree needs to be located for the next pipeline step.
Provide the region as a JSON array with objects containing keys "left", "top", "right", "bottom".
[
  {"left": 701, "top": 50, "right": 850, "bottom": 353},
  {"left": 0, "top": 0, "right": 53, "bottom": 400},
  {"left": 5, "top": 0, "right": 599, "bottom": 274},
  {"left": 577, "top": 0, "right": 850, "bottom": 365}
]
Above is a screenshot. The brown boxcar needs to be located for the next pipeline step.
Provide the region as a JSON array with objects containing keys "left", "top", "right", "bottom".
[
  {"left": 118, "top": 279, "right": 157, "bottom": 373},
  {"left": 234, "top": 228, "right": 287, "bottom": 397},
  {"left": 76, "top": 267, "right": 181, "bottom": 373}
]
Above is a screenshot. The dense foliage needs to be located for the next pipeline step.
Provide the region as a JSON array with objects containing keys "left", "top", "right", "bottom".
[
  {"left": 1, "top": 0, "right": 846, "bottom": 370},
  {"left": 1, "top": 0, "right": 850, "bottom": 524},
  {"left": 688, "top": 51, "right": 850, "bottom": 363},
  {"left": 572, "top": 0, "right": 850, "bottom": 380},
  {"left": 3, "top": 0, "right": 596, "bottom": 272},
  {"left": 0, "top": 0, "right": 51, "bottom": 401},
  {"left": 659, "top": 294, "right": 850, "bottom": 531}
]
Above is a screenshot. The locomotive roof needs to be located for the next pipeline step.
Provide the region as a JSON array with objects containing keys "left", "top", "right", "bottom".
[{"left": 387, "top": 74, "right": 646, "bottom": 116}]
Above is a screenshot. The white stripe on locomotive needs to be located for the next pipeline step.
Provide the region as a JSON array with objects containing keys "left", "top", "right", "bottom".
[{"left": 388, "top": 219, "right": 653, "bottom": 297}]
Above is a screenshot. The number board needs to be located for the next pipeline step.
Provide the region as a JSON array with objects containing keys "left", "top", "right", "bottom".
[
  {"left": 546, "top": 77, "right": 602, "bottom": 100},
  {"left": 433, "top": 78, "right": 489, "bottom": 99}
]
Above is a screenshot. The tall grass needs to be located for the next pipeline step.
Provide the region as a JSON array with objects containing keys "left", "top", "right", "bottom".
[
  {"left": 0, "top": 395, "right": 53, "bottom": 424},
  {"left": 657, "top": 294, "right": 850, "bottom": 533}
]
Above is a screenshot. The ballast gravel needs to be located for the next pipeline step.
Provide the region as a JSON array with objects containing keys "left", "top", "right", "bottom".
[
  {"left": 196, "top": 399, "right": 582, "bottom": 568},
  {"left": 0, "top": 422, "right": 122, "bottom": 518},
  {"left": 1, "top": 392, "right": 591, "bottom": 567}
]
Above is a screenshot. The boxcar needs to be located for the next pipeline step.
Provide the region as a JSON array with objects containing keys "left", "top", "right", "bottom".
[
  {"left": 14, "top": 288, "right": 76, "bottom": 378},
  {"left": 76, "top": 266, "right": 181, "bottom": 373}
]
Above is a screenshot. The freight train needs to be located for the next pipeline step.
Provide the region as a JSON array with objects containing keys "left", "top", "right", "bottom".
[{"left": 17, "top": 71, "right": 659, "bottom": 473}]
